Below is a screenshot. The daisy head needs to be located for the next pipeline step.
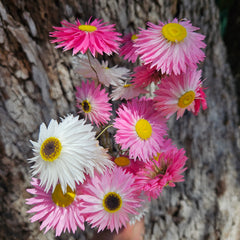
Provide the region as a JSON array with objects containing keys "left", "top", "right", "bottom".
[
  {"left": 154, "top": 69, "right": 206, "bottom": 119},
  {"left": 135, "top": 18, "right": 206, "bottom": 75},
  {"left": 119, "top": 33, "right": 139, "bottom": 63},
  {"left": 110, "top": 81, "right": 148, "bottom": 101},
  {"left": 26, "top": 178, "right": 85, "bottom": 236},
  {"left": 50, "top": 17, "right": 121, "bottom": 56},
  {"left": 74, "top": 54, "right": 131, "bottom": 87},
  {"left": 28, "top": 114, "right": 112, "bottom": 193},
  {"left": 114, "top": 97, "right": 168, "bottom": 162},
  {"left": 76, "top": 80, "right": 112, "bottom": 126},
  {"left": 131, "top": 64, "right": 162, "bottom": 88},
  {"left": 112, "top": 154, "right": 144, "bottom": 174},
  {"left": 80, "top": 166, "right": 142, "bottom": 233},
  {"left": 136, "top": 147, "right": 187, "bottom": 200}
]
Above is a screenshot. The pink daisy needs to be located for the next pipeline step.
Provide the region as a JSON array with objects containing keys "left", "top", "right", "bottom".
[
  {"left": 26, "top": 178, "right": 85, "bottom": 236},
  {"left": 135, "top": 18, "right": 206, "bottom": 75},
  {"left": 110, "top": 81, "right": 148, "bottom": 101},
  {"left": 136, "top": 147, "right": 187, "bottom": 200},
  {"left": 80, "top": 166, "right": 141, "bottom": 233},
  {"left": 154, "top": 69, "right": 207, "bottom": 119},
  {"left": 50, "top": 18, "right": 122, "bottom": 56},
  {"left": 131, "top": 64, "right": 162, "bottom": 88},
  {"left": 114, "top": 97, "right": 168, "bottom": 162},
  {"left": 76, "top": 80, "right": 112, "bottom": 126},
  {"left": 194, "top": 85, "right": 208, "bottom": 115},
  {"left": 111, "top": 154, "right": 144, "bottom": 174},
  {"left": 119, "top": 33, "right": 139, "bottom": 63}
]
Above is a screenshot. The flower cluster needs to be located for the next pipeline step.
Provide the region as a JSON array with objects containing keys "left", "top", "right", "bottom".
[{"left": 26, "top": 17, "right": 207, "bottom": 236}]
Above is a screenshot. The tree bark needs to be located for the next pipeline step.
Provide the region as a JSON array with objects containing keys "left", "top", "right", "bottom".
[{"left": 0, "top": 0, "right": 239, "bottom": 240}]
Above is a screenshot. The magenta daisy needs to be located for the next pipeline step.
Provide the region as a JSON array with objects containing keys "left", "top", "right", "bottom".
[
  {"left": 113, "top": 97, "right": 168, "bottom": 162},
  {"left": 131, "top": 64, "right": 162, "bottom": 88},
  {"left": 76, "top": 80, "right": 112, "bottom": 126},
  {"left": 136, "top": 147, "right": 187, "bottom": 200},
  {"left": 119, "top": 33, "right": 139, "bottom": 63},
  {"left": 112, "top": 154, "right": 144, "bottom": 174},
  {"left": 154, "top": 69, "right": 206, "bottom": 119},
  {"left": 135, "top": 18, "right": 206, "bottom": 75},
  {"left": 194, "top": 85, "right": 208, "bottom": 115},
  {"left": 50, "top": 18, "right": 122, "bottom": 56},
  {"left": 26, "top": 178, "right": 85, "bottom": 236},
  {"left": 80, "top": 166, "right": 141, "bottom": 233}
]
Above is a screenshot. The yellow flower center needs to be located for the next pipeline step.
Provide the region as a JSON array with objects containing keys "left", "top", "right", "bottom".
[
  {"left": 135, "top": 119, "right": 152, "bottom": 140},
  {"left": 162, "top": 23, "right": 187, "bottom": 42},
  {"left": 40, "top": 137, "right": 62, "bottom": 162},
  {"left": 114, "top": 156, "right": 131, "bottom": 167},
  {"left": 78, "top": 24, "right": 97, "bottom": 32},
  {"left": 81, "top": 100, "right": 92, "bottom": 113},
  {"left": 178, "top": 90, "right": 195, "bottom": 108},
  {"left": 52, "top": 184, "right": 76, "bottom": 208},
  {"left": 123, "top": 84, "right": 131, "bottom": 88},
  {"left": 103, "top": 192, "right": 122, "bottom": 213},
  {"left": 131, "top": 34, "right": 138, "bottom": 41}
]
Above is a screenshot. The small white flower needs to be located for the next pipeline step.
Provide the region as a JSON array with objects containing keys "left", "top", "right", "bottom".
[
  {"left": 29, "top": 114, "right": 112, "bottom": 193},
  {"left": 73, "top": 54, "right": 131, "bottom": 87}
]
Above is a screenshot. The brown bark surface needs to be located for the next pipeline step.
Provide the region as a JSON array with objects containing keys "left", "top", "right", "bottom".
[{"left": 0, "top": 0, "right": 239, "bottom": 240}]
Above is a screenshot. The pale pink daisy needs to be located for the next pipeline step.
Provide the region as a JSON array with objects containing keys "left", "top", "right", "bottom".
[
  {"left": 154, "top": 69, "right": 206, "bottom": 119},
  {"left": 50, "top": 18, "right": 121, "bottom": 56},
  {"left": 114, "top": 97, "right": 168, "bottom": 162},
  {"left": 119, "top": 33, "right": 139, "bottom": 63},
  {"left": 76, "top": 80, "right": 112, "bottom": 126},
  {"left": 112, "top": 154, "right": 144, "bottom": 174},
  {"left": 80, "top": 166, "right": 141, "bottom": 233},
  {"left": 26, "top": 178, "right": 85, "bottom": 236},
  {"left": 110, "top": 81, "right": 148, "bottom": 101},
  {"left": 136, "top": 147, "right": 187, "bottom": 200},
  {"left": 135, "top": 18, "right": 206, "bottom": 75},
  {"left": 131, "top": 64, "right": 162, "bottom": 88},
  {"left": 74, "top": 54, "right": 131, "bottom": 87}
]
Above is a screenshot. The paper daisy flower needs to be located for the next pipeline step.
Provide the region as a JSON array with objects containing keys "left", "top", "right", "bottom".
[
  {"left": 29, "top": 114, "right": 112, "bottom": 193},
  {"left": 50, "top": 18, "right": 121, "bottom": 56},
  {"left": 119, "top": 33, "right": 139, "bottom": 63},
  {"left": 80, "top": 166, "right": 141, "bottom": 233},
  {"left": 76, "top": 80, "right": 112, "bottom": 126},
  {"left": 135, "top": 18, "right": 206, "bottom": 75},
  {"left": 114, "top": 97, "right": 168, "bottom": 162},
  {"left": 26, "top": 178, "right": 85, "bottom": 236},
  {"left": 110, "top": 81, "right": 148, "bottom": 101},
  {"left": 74, "top": 54, "right": 130, "bottom": 87},
  {"left": 194, "top": 85, "right": 208, "bottom": 115},
  {"left": 112, "top": 154, "right": 144, "bottom": 174},
  {"left": 136, "top": 147, "right": 187, "bottom": 200},
  {"left": 131, "top": 64, "right": 162, "bottom": 88},
  {"left": 154, "top": 69, "right": 206, "bottom": 119}
]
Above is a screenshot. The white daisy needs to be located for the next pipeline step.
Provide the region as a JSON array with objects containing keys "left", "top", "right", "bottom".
[
  {"left": 29, "top": 114, "right": 112, "bottom": 193},
  {"left": 73, "top": 54, "right": 131, "bottom": 87},
  {"left": 110, "top": 81, "right": 148, "bottom": 101}
]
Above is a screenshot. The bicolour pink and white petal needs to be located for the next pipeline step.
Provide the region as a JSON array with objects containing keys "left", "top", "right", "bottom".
[
  {"left": 135, "top": 147, "right": 187, "bottom": 200},
  {"left": 131, "top": 64, "right": 162, "bottom": 88},
  {"left": 114, "top": 97, "right": 168, "bottom": 162},
  {"left": 135, "top": 18, "right": 206, "bottom": 75},
  {"left": 50, "top": 18, "right": 121, "bottom": 56},
  {"left": 76, "top": 80, "right": 112, "bottom": 126},
  {"left": 154, "top": 69, "right": 206, "bottom": 119},
  {"left": 119, "top": 33, "right": 139, "bottom": 63},
  {"left": 26, "top": 178, "right": 85, "bottom": 236},
  {"left": 80, "top": 166, "right": 141, "bottom": 233}
]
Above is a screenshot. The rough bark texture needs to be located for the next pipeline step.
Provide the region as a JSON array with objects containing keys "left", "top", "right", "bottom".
[{"left": 0, "top": 0, "right": 239, "bottom": 240}]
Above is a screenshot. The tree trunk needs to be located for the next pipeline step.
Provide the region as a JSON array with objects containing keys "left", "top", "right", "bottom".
[{"left": 0, "top": 0, "right": 239, "bottom": 240}]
